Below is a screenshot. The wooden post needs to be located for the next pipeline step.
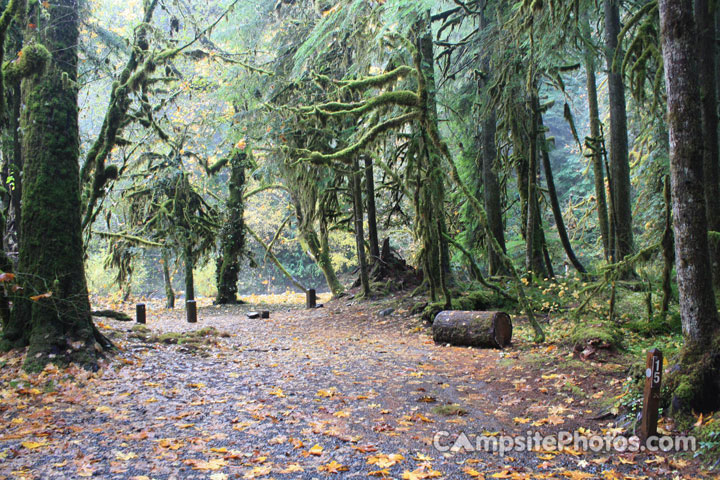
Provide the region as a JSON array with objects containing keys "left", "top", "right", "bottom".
[
  {"left": 306, "top": 289, "right": 316, "bottom": 309},
  {"left": 136, "top": 303, "right": 146, "bottom": 324},
  {"left": 186, "top": 300, "right": 197, "bottom": 324},
  {"left": 640, "top": 348, "right": 663, "bottom": 440}
]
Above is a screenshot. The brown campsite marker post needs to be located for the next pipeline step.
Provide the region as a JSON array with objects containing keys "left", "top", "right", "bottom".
[
  {"left": 136, "top": 304, "right": 146, "bottom": 324},
  {"left": 306, "top": 289, "right": 316, "bottom": 309},
  {"left": 640, "top": 348, "right": 663, "bottom": 440},
  {"left": 186, "top": 300, "right": 197, "bottom": 323}
]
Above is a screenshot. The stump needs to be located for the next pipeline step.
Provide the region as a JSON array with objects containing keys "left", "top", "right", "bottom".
[
  {"left": 136, "top": 304, "right": 146, "bottom": 324},
  {"left": 306, "top": 289, "right": 316, "bottom": 309},
  {"left": 432, "top": 311, "right": 512, "bottom": 349},
  {"left": 186, "top": 300, "right": 197, "bottom": 323}
]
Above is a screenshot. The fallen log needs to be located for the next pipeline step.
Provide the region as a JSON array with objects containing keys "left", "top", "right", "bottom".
[{"left": 433, "top": 311, "right": 512, "bottom": 349}]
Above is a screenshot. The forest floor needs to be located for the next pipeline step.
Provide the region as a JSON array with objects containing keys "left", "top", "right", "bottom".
[{"left": 0, "top": 292, "right": 716, "bottom": 479}]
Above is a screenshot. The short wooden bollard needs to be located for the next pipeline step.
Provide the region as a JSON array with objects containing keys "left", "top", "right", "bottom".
[
  {"left": 306, "top": 289, "right": 316, "bottom": 309},
  {"left": 186, "top": 300, "right": 197, "bottom": 323},
  {"left": 136, "top": 304, "right": 146, "bottom": 324},
  {"left": 640, "top": 348, "right": 663, "bottom": 440}
]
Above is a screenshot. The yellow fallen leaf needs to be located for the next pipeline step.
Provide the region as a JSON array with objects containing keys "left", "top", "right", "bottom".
[
  {"left": 21, "top": 441, "right": 47, "bottom": 449},
  {"left": 115, "top": 451, "right": 137, "bottom": 461},
  {"left": 462, "top": 466, "right": 484, "bottom": 478},
  {"left": 309, "top": 444, "right": 324, "bottom": 456},
  {"left": 280, "top": 463, "right": 304, "bottom": 473},
  {"left": 269, "top": 387, "right": 286, "bottom": 398},
  {"left": 317, "top": 460, "right": 349, "bottom": 473}
]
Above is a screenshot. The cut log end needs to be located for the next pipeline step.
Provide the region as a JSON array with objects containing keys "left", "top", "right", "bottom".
[{"left": 432, "top": 311, "right": 512, "bottom": 349}]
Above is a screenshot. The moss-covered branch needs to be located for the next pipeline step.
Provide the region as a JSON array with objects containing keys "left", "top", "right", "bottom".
[
  {"left": 299, "top": 112, "right": 419, "bottom": 165},
  {"left": 244, "top": 184, "right": 288, "bottom": 199},
  {"left": 302, "top": 90, "right": 419, "bottom": 118},
  {"left": 92, "top": 230, "right": 163, "bottom": 247},
  {"left": 336, "top": 65, "right": 416, "bottom": 91}
]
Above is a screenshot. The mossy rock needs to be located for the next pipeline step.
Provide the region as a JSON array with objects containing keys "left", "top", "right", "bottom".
[
  {"left": 431, "top": 404, "right": 468, "bottom": 416},
  {"left": 152, "top": 327, "right": 230, "bottom": 345},
  {"left": 421, "top": 290, "right": 514, "bottom": 323},
  {"left": 568, "top": 322, "right": 622, "bottom": 350}
]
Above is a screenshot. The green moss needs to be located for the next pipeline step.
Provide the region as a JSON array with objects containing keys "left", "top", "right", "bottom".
[
  {"left": 626, "top": 312, "right": 682, "bottom": 336},
  {"left": 432, "top": 404, "right": 468, "bottom": 416},
  {"left": 3, "top": 44, "right": 51, "bottom": 83},
  {"left": 421, "top": 290, "right": 514, "bottom": 322},
  {"left": 150, "top": 327, "right": 229, "bottom": 345},
  {"left": 568, "top": 322, "right": 622, "bottom": 350}
]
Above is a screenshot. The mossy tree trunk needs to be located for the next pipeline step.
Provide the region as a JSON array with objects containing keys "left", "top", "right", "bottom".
[
  {"left": 299, "top": 219, "right": 344, "bottom": 298},
  {"left": 352, "top": 156, "right": 370, "bottom": 297},
  {"left": 162, "top": 248, "right": 175, "bottom": 309},
  {"left": 515, "top": 123, "right": 548, "bottom": 279},
  {"left": 415, "top": 13, "right": 451, "bottom": 308},
  {"left": 478, "top": 6, "right": 506, "bottom": 277},
  {"left": 604, "top": 0, "right": 634, "bottom": 264},
  {"left": 363, "top": 155, "right": 380, "bottom": 263},
  {"left": 481, "top": 108, "right": 506, "bottom": 276},
  {"left": 694, "top": 0, "right": 720, "bottom": 288},
  {"left": 215, "top": 150, "right": 246, "bottom": 304},
  {"left": 583, "top": 25, "right": 611, "bottom": 262},
  {"left": 659, "top": 0, "right": 720, "bottom": 412},
  {"left": 184, "top": 245, "right": 195, "bottom": 302},
  {"left": 1, "top": 0, "right": 101, "bottom": 370}
]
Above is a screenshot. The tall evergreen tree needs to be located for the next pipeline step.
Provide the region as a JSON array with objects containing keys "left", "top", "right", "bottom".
[
  {"left": 659, "top": 0, "right": 720, "bottom": 412},
  {"left": 604, "top": 0, "right": 634, "bottom": 263}
]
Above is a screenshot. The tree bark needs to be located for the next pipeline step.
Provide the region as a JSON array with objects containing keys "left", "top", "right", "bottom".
[
  {"left": 584, "top": 31, "right": 611, "bottom": 261},
  {"left": 481, "top": 109, "right": 506, "bottom": 275},
  {"left": 162, "top": 249, "right": 175, "bottom": 309},
  {"left": 695, "top": 0, "right": 720, "bottom": 287},
  {"left": 215, "top": 151, "right": 246, "bottom": 304},
  {"left": 659, "top": 0, "right": 720, "bottom": 412},
  {"left": 432, "top": 310, "right": 512, "bottom": 348},
  {"left": 1, "top": 0, "right": 100, "bottom": 370},
  {"left": 415, "top": 13, "right": 452, "bottom": 307},
  {"left": 184, "top": 246, "right": 195, "bottom": 302},
  {"left": 604, "top": 0, "right": 634, "bottom": 263},
  {"left": 352, "top": 156, "right": 370, "bottom": 297},
  {"left": 363, "top": 155, "right": 380, "bottom": 263},
  {"left": 478, "top": 6, "right": 506, "bottom": 277},
  {"left": 524, "top": 97, "right": 547, "bottom": 278}
]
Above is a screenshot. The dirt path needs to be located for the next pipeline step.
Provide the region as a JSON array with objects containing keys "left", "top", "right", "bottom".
[{"left": 0, "top": 299, "right": 712, "bottom": 479}]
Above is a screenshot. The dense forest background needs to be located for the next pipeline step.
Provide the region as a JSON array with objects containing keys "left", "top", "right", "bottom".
[{"left": 71, "top": 0, "right": 658, "bottom": 299}]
